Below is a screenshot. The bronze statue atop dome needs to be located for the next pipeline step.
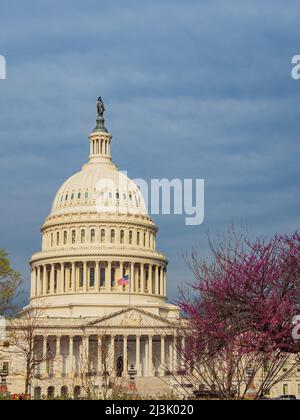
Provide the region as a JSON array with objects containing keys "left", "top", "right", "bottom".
[{"left": 97, "top": 96, "right": 105, "bottom": 117}]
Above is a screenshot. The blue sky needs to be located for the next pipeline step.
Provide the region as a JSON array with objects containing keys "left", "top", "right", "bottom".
[{"left": 0, "top": 0, "right": 299, "bottom": 304}]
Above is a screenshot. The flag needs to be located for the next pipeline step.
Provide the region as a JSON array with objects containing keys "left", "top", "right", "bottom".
[{"left": 118, "top": 275, "right": 129, "bottom": 286}]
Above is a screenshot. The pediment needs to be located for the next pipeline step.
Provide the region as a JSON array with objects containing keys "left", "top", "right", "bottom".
[{"left": 85, "top": 307, "right": 175, "bottom": 329}]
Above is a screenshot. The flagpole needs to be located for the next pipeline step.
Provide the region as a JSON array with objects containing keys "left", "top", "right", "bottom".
[{"left": 129, "top": 274, "right": 131, "bottom": 307}]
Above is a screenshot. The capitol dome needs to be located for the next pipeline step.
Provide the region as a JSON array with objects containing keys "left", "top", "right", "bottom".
[
  {"left": 50, "top": 164, "right": 148, "bottom": 218},
  {"left": 28, "top": 99, "right": 178, "bottom": 320}
]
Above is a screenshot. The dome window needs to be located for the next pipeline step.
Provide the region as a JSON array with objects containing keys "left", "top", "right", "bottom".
[
  {"left": 91, "top": 229, "right": 95, "bottom": 243},
  {"left": 111, "top": 229, "right": 115, "bottom": 243},
  {"left": 77, "top": 192, "right": 81, "bottom": 199},
  {"left": 65, "top": 194, "right": 68, "bottom": 201},
  {"left": 89, "top": 267, "right": 95, "bottom": 288},
  {"left": 111, "top": 267, "right": 116, "bottom": 288},
  {"left": 63, "top": 231, "right": 67, "bottom": 245},
  {"left": 81, "top": 229, "right": 85, "bottom": 243},
  {"left": 79, "top": 267, "right": 84, "bottom": 288},
  {"left": 72, "top": 230, "right": 76, "bottom": 244},
  {"left": 100, "top": 267, "right": 105, "bottom": 287},
  {"left": 85, "top": 191, "right": 89, "bottom": 199},
  {"left": 71, "top": 193, "right": 74, "bottom": 200},
  {"left": 137, "top": 232, "right": 140, "bottom": 246},
  {"left": 120, "top": 230, "right": 124, "bottom": 244},
  {"left": 129, "top": 231, "right": 133, "bottom": 245},
  {"left": 101, "top": 229, "right": 105, "bottom": 243},
  {"left": 116, "top": 192, "right": 120, "bottom": 200}
]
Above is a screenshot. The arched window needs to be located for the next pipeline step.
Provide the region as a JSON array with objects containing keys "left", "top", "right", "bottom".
[
  {"left": 47, "top": 386, "right": 55, "bottom": 399},
  {"left": 56, "top": 232, "right": 59, "bottom": 246},
  {"left": 120, "top": 230, "right": 124, "bottom": 244},
  {"left": 89, "top": 267, "right": 95, "bottom": 288},
  {"left": 91, "top": 229, "right": 95, "bottom": 243},
  {"left": 129, "top": 231, "right": 133, "bottom": 245},
  {"left": 79, "top": 267, "right": 84, "bottom": 288},
  {"left": 101, "top": 229, "right": 105, "bottom": 243},
  {"left": 77, "top": 192, "right": 81, "bottom": 199},
  {"left": 63, "top": 231, "right": 67, "bottom": 245},
  {"left": 61, "top": 386, "right": 68, "bottom": 397},
  {"left": 74, "top": 386, "right": 81, "bottom": 400},
  {"left": 137, "top": 232, "right": 140, "bottom": 246},
  {"left": 81, "top": 229, "right": 85, "bottom": 243},
  {"left": 111, "top": 229, "right": 115, "bottom": 243},
  {"left": 100, "top": 267, "right": 105, "bottom": 287},
  {"left": 72, "top": 230, "right": 76, "bottom": 244}
]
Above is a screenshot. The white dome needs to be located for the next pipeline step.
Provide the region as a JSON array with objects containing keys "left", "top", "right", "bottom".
[{"left": 50, "top": 163, "right": 147, "bottom": 218}]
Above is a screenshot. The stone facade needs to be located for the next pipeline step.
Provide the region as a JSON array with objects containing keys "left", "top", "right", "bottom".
[{"left": 1, "top": 105, "right": 182, "bottom": 399}]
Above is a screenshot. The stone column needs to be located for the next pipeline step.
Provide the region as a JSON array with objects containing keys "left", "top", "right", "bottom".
[
  {"left": 155, "top": 265, "right": 159, "bottom": 295},
  {"left": 136, "top": 335, "right": 141, "bottom": 376},
  {"left": 43, "top": 336, "right": 48, "bottom": 376},
  {"left": 82, "top": 335, "right": 89, "bottom": 371},
  {"left": 180, "top": 336, "right": 186, "bottom": 369},
  {"left": 55, "top": 336, "right": 61, "bottom": 378},
  {"left": 98, "top": 335, "right": 102, "bottom": 374},
  {"left": 160, "top": 336, "right": 165, "bottom": 375},
  {"left": 50, "top": 264, "right": 55, "bottom": 294},
  {"left": 58, "top": 264, "right": 63, "bottom": 294},
  {"left": 145, "top": 337, "right": 149, "bottom": 376},
  {"left": 83, "top": 261, "right": 88, "bottom": 292},
  {"left": 106, "top": 262, "right": 112, "bottom": 292},
  {"left": 30, "top": 268, "right": 35, "bottom": 298},
  {"left": 110, "top": 335, "right": 115, "bottom": 375},
  {"left": 163, "top": 269, "right": 167, "bottom": 297},
  {"left": 37, "top": 266, "right": 41, "bottom": 296},
  {"left": 43, "top": 265, "right": 47, "bottom": 295},
  {"left": 119, "top": 261, "right": 124, "bottom": 291},
  {"left": 130, "top": 263, "right": 135, "bottom": 294},
  {"left": 160, "top": 268, "right": 164, "bottom": 296},
  {"left": 123, "top": 335, "right": 128, "bottom": 377},
  {"left": 172, "top": 335, "right": 177, "bottom": 374},
  {"left": 68, "top": 336, "right": 74, "bottom": 376},
  {"left": 95, "top": 262, "right": 100, "bottom": 291},
  {"left": 140, "top": 263, "right": 145, "bottom": 294},
  {"left": 149, "top": 264, "right": 153, "bottom": 293},
  {"left": 71, "top": 262, "right": 76, "bottom": 293}
]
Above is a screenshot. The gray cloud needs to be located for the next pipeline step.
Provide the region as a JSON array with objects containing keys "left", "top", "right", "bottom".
[{"left": 0, "top": 0, "right": 299, "bottom": 303}]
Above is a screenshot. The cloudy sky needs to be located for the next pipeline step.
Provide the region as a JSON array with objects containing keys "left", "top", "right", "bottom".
[{"left": 0, "top": 0, "right": 299, "bottom": 304}]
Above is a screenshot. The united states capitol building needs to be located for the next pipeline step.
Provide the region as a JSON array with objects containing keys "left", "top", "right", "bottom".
[{"left": 5, "top": 99, "right": 184, "bottom": 399}]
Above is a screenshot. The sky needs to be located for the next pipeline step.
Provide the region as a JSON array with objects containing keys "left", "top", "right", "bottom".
[{"left": 0, "top": 0, "right": 299, "bottom": 304}]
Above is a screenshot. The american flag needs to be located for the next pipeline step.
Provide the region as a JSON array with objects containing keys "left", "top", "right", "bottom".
[{"left": 118, "top": 275, "right": 129, "bottom": 286}]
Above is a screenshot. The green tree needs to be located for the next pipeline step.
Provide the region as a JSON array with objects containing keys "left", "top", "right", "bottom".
[{"left": 0, "top": 249, "right": 22, "bottom": 316}]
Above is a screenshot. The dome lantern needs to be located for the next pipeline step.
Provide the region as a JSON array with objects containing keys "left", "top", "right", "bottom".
[{"left": 88, "top": 97, "right": 113, "bottom": 164}]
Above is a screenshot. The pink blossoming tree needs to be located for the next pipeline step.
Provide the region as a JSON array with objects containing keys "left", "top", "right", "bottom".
[{"left": 178, "top": 228, "right": 300, "bottom": 399}]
